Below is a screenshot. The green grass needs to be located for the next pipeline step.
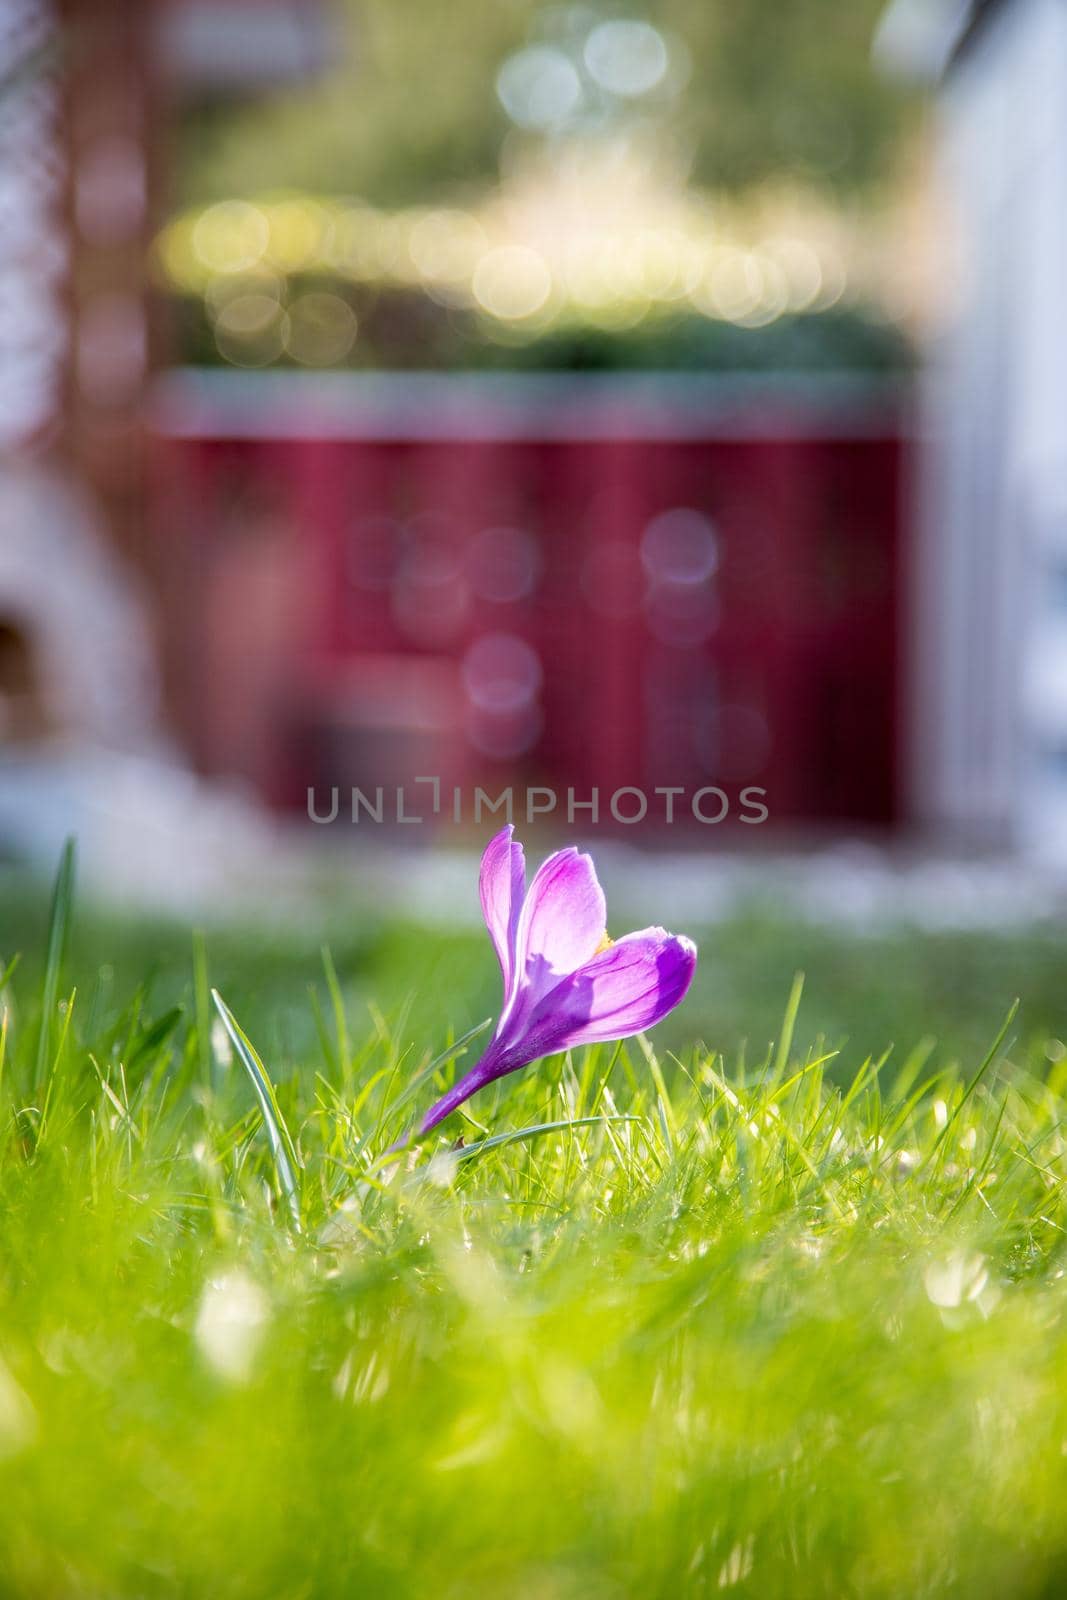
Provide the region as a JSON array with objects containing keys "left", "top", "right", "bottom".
[{"left": 2, "top": 854, "right": 1067, "bottom": 1596}]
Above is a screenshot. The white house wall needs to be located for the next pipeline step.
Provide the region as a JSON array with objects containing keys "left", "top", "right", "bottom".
[{"left": 914, "top": 0, "right": 1067, "bottom": 852}]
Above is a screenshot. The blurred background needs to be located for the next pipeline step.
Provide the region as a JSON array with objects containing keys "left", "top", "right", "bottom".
[{"left": 1, "top": 0, "right": 1064, "bottom": 922}]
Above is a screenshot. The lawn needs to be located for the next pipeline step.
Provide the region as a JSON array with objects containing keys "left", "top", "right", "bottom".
[{"left": 2, "top": 846, "right": 1067, "bottom": 1597}]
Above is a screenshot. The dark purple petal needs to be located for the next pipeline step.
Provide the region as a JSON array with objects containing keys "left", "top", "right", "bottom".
[
  {"left": 524, "top": 928, "right": 698, "bottom": 1054},
  {"left": 479, "top": 825, "right": 525, "bottom": 1004},
  {"left": 511, "top": 847, "right": 607, "bottom": 998}
]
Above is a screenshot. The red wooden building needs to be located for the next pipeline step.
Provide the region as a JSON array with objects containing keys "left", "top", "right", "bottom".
[{"left": 151, "top": 370, "right": 904, "bottom": 834}]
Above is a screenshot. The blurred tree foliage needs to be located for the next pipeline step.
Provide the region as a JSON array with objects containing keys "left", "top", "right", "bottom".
[{"left": 178, "top": 0, "right": 914, "bottom": 207}]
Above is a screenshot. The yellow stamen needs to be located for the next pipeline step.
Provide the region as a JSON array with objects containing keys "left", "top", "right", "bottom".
[{"left": 594, "top": 933, "right": 614, "bottom": 954}]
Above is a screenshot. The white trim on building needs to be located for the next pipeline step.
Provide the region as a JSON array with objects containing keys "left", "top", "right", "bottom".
[{"left": 880, "top": 0, "right": 1067, "bottom": 853}]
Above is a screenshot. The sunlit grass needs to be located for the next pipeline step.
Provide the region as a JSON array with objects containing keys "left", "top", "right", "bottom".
[{"left": 1, "top": 853, "right": 1067, "bottom": 1596}]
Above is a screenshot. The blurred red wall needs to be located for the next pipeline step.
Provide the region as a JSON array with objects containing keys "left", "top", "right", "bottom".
[{"left": 150, "top": 373, "right": 903, "bottom": 835}]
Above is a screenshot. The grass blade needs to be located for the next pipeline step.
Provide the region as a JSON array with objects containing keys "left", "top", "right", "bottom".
[
  {"left": 128, "top": 1007, "right": 184, "bottom": 1071},
  {"left": 211, "top": 989, "right": 302, "bottom": 1230},
  {"left": 453, "top": 1114, "right": 641, "bottom": 1164},
  {"left": 388, "top": 1016, "right": 493, "bottom": 1125},
  {"left": 34, "top": 838, "right": 76, "bottom": 1092},
  {"left": 192, "top": 931, "right": 212, "bottom": 1087},
  {"left": 321, "top": 946, "right": 351, "bottom": 1075},
  {"left": 773, "top": 971, "right": 805, "bottom": 1078},
  {"left": 915, "top": 1000, "right": 1018, "bottom": 1176}
]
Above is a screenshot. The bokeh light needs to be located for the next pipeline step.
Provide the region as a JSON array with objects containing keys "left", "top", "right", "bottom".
[
  {"left": 265, "top": 197, "right": 328, "bottom": 273},
  {"left": 468, "top": 527, "right": 541, "bottom": 605},
  {"left": 497, "top": 46, "right": 584, "bottom": 132},
  {"left": 213, "top": 293, "right": 287, "bottom": 367},
  {"left": 462, "top": 632, "right": 544, "bottom": 759},
  {"left": 392, "top": 516, "right": 470, "bottom": 647},
  {"left": 157, "top": 186, "right": 855, "bottom": 342},
  {"left": 191, "top": 201, "right": 269, "bottom": 274},
  {"left": 283, "top": 292, "right": 357, "bottom": 366},
  {"left": 641, "top": 509, "right": 720, "bottom": 585},
  {"left": 472, "top": 245, "right": 554, "bottom": 322},
  {"left": 462, "top": 632, "right": 543, "bottom": 715},
  {"left": 408, "top": 210, "right": 488, "bottom": 288},
  {"left": 583, "top": 21, "right": 670, "bottom": 98}
]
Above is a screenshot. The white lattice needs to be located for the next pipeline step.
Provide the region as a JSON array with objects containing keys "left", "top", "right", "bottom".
[{"left": 0, "top": 0, "right": 65, "bottom": 450}]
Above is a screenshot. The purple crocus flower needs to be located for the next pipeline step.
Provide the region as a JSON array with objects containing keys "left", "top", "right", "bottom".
[{"left": 419, "top": 825, "right": 697, "bottom": 1136}]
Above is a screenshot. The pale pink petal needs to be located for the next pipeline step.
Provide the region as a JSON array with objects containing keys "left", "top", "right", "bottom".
[
  {"left": 478, "top": 825, "right": 525, "bottom": 1002},
  {"left": 511, "top": 847, "right": 607, "bottom": 989}
]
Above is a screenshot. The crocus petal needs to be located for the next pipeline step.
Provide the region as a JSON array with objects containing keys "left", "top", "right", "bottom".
[
  {"left": 511, "top": 846, "right": 607, "bottom": 992},
  {"left": 479, "top": 825, "right": 526, "bottom": 1003},
  {"left": 521, "top": 928, "right": 698, "bottom": 1056}
]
